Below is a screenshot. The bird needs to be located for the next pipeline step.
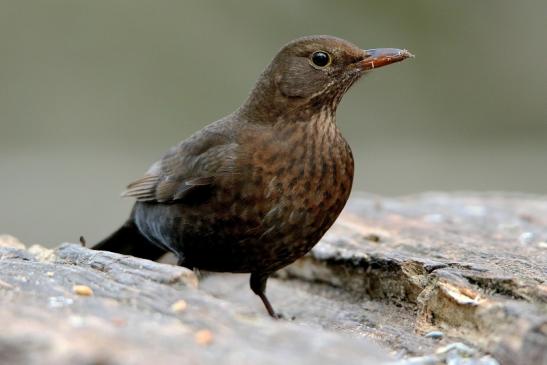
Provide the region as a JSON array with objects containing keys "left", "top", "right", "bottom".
[{"left": 93, "top": 35, "right": 413, "bottom": 318}]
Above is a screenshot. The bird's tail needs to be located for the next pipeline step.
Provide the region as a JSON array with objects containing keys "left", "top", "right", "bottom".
[{"left": 93, "top": 219, "right": 167, "bottom": 261}]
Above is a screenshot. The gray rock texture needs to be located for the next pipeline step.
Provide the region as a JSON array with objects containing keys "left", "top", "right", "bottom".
[{"left": 1, "top": 193, "right": 546, "bottom": 365}]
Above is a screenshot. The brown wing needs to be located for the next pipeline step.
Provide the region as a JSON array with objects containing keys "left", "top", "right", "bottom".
[{"left": 122, "top": 122, "right": 239, "bottom": 203}]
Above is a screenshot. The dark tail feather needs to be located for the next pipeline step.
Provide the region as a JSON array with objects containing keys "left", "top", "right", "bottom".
[{"left": 93, "top": 220, "right": 167, "bottom": 261}]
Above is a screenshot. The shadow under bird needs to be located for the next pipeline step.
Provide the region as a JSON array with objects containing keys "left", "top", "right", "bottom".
[{"left": 93, "top": 35, "right": 413, "bottom": 317}]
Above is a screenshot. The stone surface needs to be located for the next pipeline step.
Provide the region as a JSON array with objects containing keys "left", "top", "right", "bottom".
[
  {"left": 280, "top": 193, "right": 547, "bottom": 365},
  {"left": 1, "top": 193, "right": 546, "bottom": 365},
  {"left": 0, "top": 242, "right": 387, "bottom": 365}
]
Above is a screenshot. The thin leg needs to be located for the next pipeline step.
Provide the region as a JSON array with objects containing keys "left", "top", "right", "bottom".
[{"left": 250, "top": 272, "right": 278, "bottom": 318}]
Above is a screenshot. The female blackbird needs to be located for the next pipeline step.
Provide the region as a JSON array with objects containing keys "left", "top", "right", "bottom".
[{"left": 94, "top": 35, "right": 412, "bottom": 317}]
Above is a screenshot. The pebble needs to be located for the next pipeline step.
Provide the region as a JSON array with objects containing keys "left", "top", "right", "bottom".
[
  {"left": 73, "top": 285, "right": 94, "bottom": 296},
  {"left": 170, "top": 299, "right": 188, "bottom": 313},
  {"left": 194, "top": 329, "right": 214, "bottom": 346},
  {"left": 424, "top": 331, "right": 444, "bottom": 340}
]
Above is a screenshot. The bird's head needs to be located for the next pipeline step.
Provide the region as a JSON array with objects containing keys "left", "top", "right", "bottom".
[{"left": 241, "top": 35, "right": 413, "bottom": 122}]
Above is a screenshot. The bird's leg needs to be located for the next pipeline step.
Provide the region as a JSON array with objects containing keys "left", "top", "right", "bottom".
[
  {"left": 176, "top": 255, "right": 201, "bottom": 277},
  {"left": 250, "top": 272, "right": 279, "bottom": 318}
]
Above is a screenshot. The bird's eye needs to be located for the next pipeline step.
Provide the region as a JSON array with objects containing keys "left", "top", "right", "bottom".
[{"left": 310, "top": 51, "right": 331, "bottom": 68}]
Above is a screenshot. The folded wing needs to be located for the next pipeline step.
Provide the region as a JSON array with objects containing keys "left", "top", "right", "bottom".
[{"left": 123, "top": 124, "right": 240, "bottom": 203}]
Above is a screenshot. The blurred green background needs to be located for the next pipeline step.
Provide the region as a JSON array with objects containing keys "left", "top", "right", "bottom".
[{"left": 1, "top": 1, "right": 546, "bottom": 246}]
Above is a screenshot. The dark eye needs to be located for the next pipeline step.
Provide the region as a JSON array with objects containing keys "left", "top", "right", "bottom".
[{"left": 311, "top": 51, "right": 331, "bottom": 67}]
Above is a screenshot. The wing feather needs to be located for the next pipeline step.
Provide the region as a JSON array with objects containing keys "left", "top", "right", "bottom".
[{"left": 122, "top": 122, "right": 239, "bottom": 203}]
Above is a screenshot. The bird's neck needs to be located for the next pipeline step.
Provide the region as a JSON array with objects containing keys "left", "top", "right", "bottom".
[
  {"left": 293, "top": 107, "right": 340, "bottom": 142},
  {"left": 237, "top": 75, "right": 340, "bottom": 125},
  {"left": 266, "top": 106, "right": 346, "bottom": 163}
]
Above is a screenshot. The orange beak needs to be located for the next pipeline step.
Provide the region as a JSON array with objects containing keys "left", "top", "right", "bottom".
[{"left": 358, "top": 48, "right": 414, "bottom": 71}]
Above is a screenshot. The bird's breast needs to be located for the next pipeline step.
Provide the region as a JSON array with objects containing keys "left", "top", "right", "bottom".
[{"left": 234, "top": 113, "right": 354, "bottom": 256}]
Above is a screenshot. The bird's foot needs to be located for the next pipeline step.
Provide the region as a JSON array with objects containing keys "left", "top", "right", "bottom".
[{"left": 270, "top": 312, "right": 295, "bottom": 321}]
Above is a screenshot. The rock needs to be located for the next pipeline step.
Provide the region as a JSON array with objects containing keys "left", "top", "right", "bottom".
[
  {"left": 1, "top": 193, "right": 546, "bottom": 365},
  {"left": 0, "top": 243, "right": 387, "bottom": 365},
  {"left": 424, "top": 331, "right": 444, "bottom": 340},
  {"left": 72, "top": 284, "right": 94, "bottom": 296},
  {"left": 0, "top": 234, "right": 26, "bottom": 250},
  {"left": 279, "top": 192, "right": 547, "bottom": 365}
]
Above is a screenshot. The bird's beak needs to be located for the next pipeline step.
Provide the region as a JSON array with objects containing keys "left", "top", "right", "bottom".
[{"left": 357, "top": 48, "right": 414, "bottom": 71}]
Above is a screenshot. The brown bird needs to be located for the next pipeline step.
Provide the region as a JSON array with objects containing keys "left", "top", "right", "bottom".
[{"left": 94, "top": 35, "right": 412, "bottom": 317}]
